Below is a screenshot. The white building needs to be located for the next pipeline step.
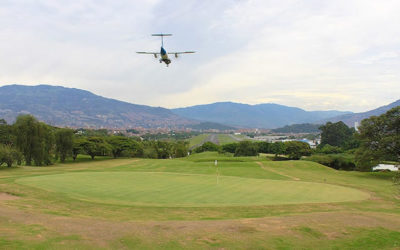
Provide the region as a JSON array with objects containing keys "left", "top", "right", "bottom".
[
  {"left": 372, "top": 164, "right": 399, "bottom": 171},
  {"left": 354, "top": 122, "right": 360, "bottom": 132}
]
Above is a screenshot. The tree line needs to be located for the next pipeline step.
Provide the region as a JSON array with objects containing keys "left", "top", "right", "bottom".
[
  {"left": 193, "top": 106, "right": 399, "bottom": 172},
  {"left": 194, "top": 140, "right": 312, "bottom": 160},
  {"left": 0, "top": 115, "right": 189, "bottom": 167},
  {"left": 1, "top": 106, "right": 398, "bottom": 171},
  {"left": 310, "top": 106, "right": 399, "bottom": 171}
]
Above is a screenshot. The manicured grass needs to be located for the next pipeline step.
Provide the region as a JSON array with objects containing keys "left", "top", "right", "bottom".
[
  {"left": 1, "top": 152, "right": 399, "bottom": 249},
  {"left": 216, "top": 134, "right": 239, "bottom": 144},
  {"left": 188, "top": 134, "right": 210, "bottom": 147},
  {"left": 259, "top": 160, "right": 399, "bottom": 200},
  {"left": 16, "top": 171, "right": 368, "bottom": 206},
  {"left": 114, "top": 159, "right": 287, "bottom": 180}
]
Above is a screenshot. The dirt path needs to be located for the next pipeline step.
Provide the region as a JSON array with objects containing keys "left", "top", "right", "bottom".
[
  {"left": 0, "top": 204, "right": 399, "bottom": 247},
  {"left": 256, "top": 162, "right": 300, "bottom": 181},
  {"left": 0, "top": 193, "right": 20, "bottom": 201}
]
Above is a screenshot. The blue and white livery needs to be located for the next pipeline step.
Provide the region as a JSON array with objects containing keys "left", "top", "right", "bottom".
[{"left": 137, "top": 34, "right": 195, "bottom": 67}]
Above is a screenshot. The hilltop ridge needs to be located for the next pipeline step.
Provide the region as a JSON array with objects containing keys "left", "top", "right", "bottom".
[
  {"left": 0, "top": 84, "right": 195, "bottom": 128},
  {"left": 172, "top": 102, "right": 352, "bottom": 128}
]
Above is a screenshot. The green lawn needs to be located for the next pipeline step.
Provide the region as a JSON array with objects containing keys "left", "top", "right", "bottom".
[
  {"left": 216, "top": 134, "right": 239, "bottom": 144},
  {"left": 188, "top": 134, "right": 250, "bottom": 147},
  {"left": 17, "top": 171, "right": 368, "bottom": 207},
  {"left": 216, "top": 133, "right": 253, "bottom": 144},
  {"left": 0, "top": 152, "right": 399, "bottom": 249}
]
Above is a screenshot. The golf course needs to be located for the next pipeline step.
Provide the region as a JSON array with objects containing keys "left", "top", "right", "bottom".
[{"left": 1, "top": 152, "right": 399, "bottom": 249}]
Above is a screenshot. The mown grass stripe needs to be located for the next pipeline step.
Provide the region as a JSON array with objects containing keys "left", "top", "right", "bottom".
[{"left": 16, "top": 171, "right": 369, "bottom": 207}]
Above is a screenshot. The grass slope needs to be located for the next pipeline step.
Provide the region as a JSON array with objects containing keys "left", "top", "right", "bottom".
[
  {"left": 17, "top": 171, "right": 368, "bottom": 207},
  {"left": 216, "top": 134, "right": 238, "bottom": 145},
  {"left": 188, "top": 134, "right": 210, "bottom": 147},
  {"left": 0, "top": 152, "right": 399, "bottom": 249}
]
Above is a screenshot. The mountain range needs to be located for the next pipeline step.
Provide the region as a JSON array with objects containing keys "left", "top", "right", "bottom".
[
  {"left": 172, "top": 102, "right": 352, "bottom": 129},
  {"left": 321, "top": 99, "right": 400, "bottom": 127},
  {"left": 0, "top": 84, "right": 397, "bottom": 129},
  {"left": 0, "top": 85, "right": 194, "bottom": 128}
]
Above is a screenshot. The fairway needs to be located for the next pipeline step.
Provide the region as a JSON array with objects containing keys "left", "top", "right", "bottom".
[
  {"left": 16, "top": 171, "right": 369, "bottom": 207},
  {"left": 2, "top": 155, "right": 400, "bottom": 249}
]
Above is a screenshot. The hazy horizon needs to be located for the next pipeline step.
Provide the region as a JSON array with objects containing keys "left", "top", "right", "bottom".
[
  {"left": 1, "top": 0, "right": 399, "bottom": 112},
  {"left": 3, "top": 83, "right": 393, "bottom": 113}
]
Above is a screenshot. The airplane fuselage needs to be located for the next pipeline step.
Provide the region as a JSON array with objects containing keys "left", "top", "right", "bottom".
[
  {"left": 160, "top": 47, "right": 171, "bottom": 66},
  {"left": 136, "top": 34, "right": 194, "bottom": 66}
]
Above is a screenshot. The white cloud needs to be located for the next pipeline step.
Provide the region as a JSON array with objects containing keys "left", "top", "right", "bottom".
[{"left": 0, "top": 0, "right": 399, "bottom": 112}]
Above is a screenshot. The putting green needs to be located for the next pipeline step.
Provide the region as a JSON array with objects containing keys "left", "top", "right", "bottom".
[{"left": 16, "top": 172, "right": 369, "bottom": 207}]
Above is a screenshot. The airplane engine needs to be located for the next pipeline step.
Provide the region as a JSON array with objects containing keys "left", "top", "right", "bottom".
[{"left": 137, "top": 34, "right": 195, "bottom": 66}]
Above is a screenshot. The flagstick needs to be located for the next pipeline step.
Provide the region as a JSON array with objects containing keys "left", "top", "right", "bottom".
[{"left": 215, "top": 160, "right": 219, "bottom": 185}]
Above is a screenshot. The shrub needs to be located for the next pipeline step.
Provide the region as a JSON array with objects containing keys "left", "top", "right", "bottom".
[
  {"left": 0, "top": 145, "right": 22, "bottom": 168},
  {"left": 318, "top": 144, "right": 344, "bottom": 154},
  {"left": 172, "top": 141, "right": 189, "bottom": 158},
  {"left": 255, "top": 141, "right": 270, "bottom": 153},
  {"left": 305, "top": 154, "right": 356, "bottom": 170},
  {"left": 393, "top": 172, "right": 400, "bottom": 185},
  {"left": 222, "top": 143, "right": 239, "bottom": 153},
  {"left": 194, "top": 142, "right": 220, "bottom": 153},
  {"left": 142, "top": 145, "right": 158, "bottom": 159},
  {"left": 266, "top": 155, "right": 289, "bottom": 161},
  {"left": 270, "top": 142, "right": 286, "bottom": 157},
  {"left": 234, "top": 141, "right": 258, "bottom": 157},
  {"left": 284, "top": 141, "right": 312, "bottom": 160}
]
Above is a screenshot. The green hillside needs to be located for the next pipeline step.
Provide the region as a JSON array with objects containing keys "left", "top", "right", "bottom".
[{"left": 0, "top": 152, "right": 398, "bottom": 249}]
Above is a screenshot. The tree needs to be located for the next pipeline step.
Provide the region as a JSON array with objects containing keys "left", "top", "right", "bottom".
[
  {"left": 319, "top": 121, "right": 354, "bottom": 148},
  {"left": 72, "top": 137, "right": 88, "bottom": 161},
  {"left": 270, "top": 142, "right": 286, "bottom": 157},
  {"left": 193, "top": 142, "right": 220, "bottom": 153},
  {"left": 222, "top": 143, "right": 239, "bottom": 153},
  {"left": 318, "top": 144, "right": 344, "bottom": 154},
  {"left": 284, "top": 141, "right": 312, "bottom": 160},
  {"left": 129, "top": 140, "right": 143, "bottom": 158},
  {"left": 13, "top": 115, "right": 54, "bottom": 166},
  {"left": 234, "top": 141, "right": 258, "bottom": 156},
  {"left": 55, "top": 128, "right": 74, "bottom": 162},
  {"left": 82, "top": 137, "right": 111, "bottom": 160},
  {"left": 107, "top": 136, "right": 134, "bottom": 158},
  {"left": 154, "top": 141, "right": 173, "bottom": 159},
  {"left": 0, "top": 119, "right": 13, "bottom": 146},
  {"left": 13, "top": 115, "right": 36, "bottom": 165},
  {"left": 172, "top": 141, "right": 189, "bottom": 158},
  {"left": 305, "top": 154, "right": 355, "bottom": 170},
  {"left": 142, "top": 142, "right": 159, "bottom": 158},
  {"left": 355, "top": 106, "right": 400, "bottom": 171},
  {"left": 0, "top": 145, "right": 22, "bottom": 167},
  {"left": 256, "top": 141, "right": 270, "bottom": 154},
  {"left": 33, "top": 122, "right": 54, "bottom": 166}
]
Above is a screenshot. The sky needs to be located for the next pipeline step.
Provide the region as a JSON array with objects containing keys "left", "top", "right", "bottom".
[{"left": 0, "top": 0, "right": 399, "bottom": 112}]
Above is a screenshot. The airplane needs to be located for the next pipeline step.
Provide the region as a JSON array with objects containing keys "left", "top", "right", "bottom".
[{"left": 137, "top": 34, "right": 195, "bottom": 67}]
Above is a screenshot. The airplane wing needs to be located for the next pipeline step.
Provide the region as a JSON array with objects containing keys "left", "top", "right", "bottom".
[
  {"left": 136, "top": 52, "right": 160, "bottom": 58},
  {"left": 167, "top": 51, "right": 196, "bottom": 58}
]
